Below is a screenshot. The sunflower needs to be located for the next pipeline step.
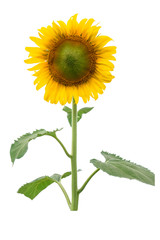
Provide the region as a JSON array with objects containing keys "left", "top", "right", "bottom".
[{"left": 25, "top": 14, "right": 116, "bottom": 105}]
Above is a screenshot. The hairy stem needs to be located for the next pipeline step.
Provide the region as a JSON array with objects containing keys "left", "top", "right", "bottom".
[{"left": 71, "top": 98, "right": 78, "bottom": 211}]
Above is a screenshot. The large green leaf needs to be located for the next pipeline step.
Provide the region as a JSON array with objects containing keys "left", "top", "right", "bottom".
[
  {"left": 90, "top": 151, "right": 155, "bottom": 186},
  {"left": 10, "top": 128, "right": 62, "bottom": 164},
  {"left": 63, "top": 106, "right": 93, "bottom": 126}
]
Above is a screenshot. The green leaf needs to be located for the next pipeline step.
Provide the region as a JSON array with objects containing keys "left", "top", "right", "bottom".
[
  {"left": 61, "top": 169, "right": 81, "bottom": 179},
  {"left": 17, "top": 170, "right": 81, "bottom": 200},
  {"left": 90, "top": 151, "right": 155, "bottom": 186},
  {"left": 10, "top": 128, "right": 62, "bottom": 164},
  {"left": 18, "top": 170, "right": 73, "bottom": 200},
  {"left": 63, "top": 106, "right": 72, "bottom": 126},
  {"left": 63, "top": 106, "right": 93, "bottom": 126},
  {"left": 61, "top": 171, "right": 72, "bottom": 179},
  {"left": 18, "top": 176, "right": 57, "bottom": 200},
  {"left": 77, "top": 107, "right": 94, "bottom": 122}
]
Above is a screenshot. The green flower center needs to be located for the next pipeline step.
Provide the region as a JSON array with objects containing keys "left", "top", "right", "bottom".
[{"left": 53, "top": 40, "right": 90, "bottom": 81}]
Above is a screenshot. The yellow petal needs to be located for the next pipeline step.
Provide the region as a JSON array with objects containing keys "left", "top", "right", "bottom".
[
  {"left": 66, "top": 87, "right": 73, "bottom": 104},
  {"left": 88, "top": 26, "right": 101, "bottom": 40},
  {"left": 57, "top": 20, "right": 68, "bottom": 34},
  {"left": 34, "top": 70, "right": 51, "bottom": 85},
  {"left": 28, "top": 53, "right": 47, "bottom": 59},
  {"left": 95, "top": 71, "right": 115, "bottom": 83},
  {"left": 24, "top": 58, "right": 42, "bottom": 64},
  {"left": 84, "top": 18, "right": 95, "bottom": 31},
  {"left": 89, "top": 80, "right": 103, "bottom": 98},
  {"left": 52, "top": 21, "right": 61, "bottom": 35},
  {"left": 94, "top": 36, "right": 112, "bottom": 48},
  {"left": 38, "top": 26, "right": 56, "bottom": 46},
  {"left": 91, "top": 90, "right": 99, "bottom": 100},
  {"left": 44, "top": 80, "right": 54, "bottom": 102},
  {"left": 27, "top": 62, "right": 48, "bottom": 71},
  {"left": 49, "top": 82, "right": 58, "bottom": 104},
  {"left": 36, "top": 77, "right": 49, "bottom": 90},
  {"left": 51, "top": 82, "right": 61, "bottom": 104},
  {"left": 81, "top": 84, "right": 91, "bottom": 100},
  {"left": 96, "top": 59, "right": 114, "bottom": 71},
  {"left": 59, "top": 85, "right": 68, "bottom": 105},
  {"left": 67, "top": 14, "right": 78, "bottom": 34},
  {"left": 99, "top": 46, "right": 117, "bottom": 55},
  {"left": 99, "top": 54, "right": 116, "bottom": 61},
  {"left": 32, "top": 67, "right": 49, "bottom": 77},
  {"left": 25, "top": 47, "right": 43, "bottom": 53},
  {"left": 54, "top": 84, "right": 64, "bottom": 104},
  {"left": 38, "top": 32, "right": 44, "bottom": 39},
  {"left": 77, "top": 18, "right": 87, "bottom": 34},
  {"left": 93, "top": 79, "right": 106, "bottom": 90},
  {"left": 30, "top": 37, "right": 47, "bottom": 48}
]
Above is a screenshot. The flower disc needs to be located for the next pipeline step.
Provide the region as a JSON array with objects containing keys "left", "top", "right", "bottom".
[
  {"left": 51, "top": 40, "right": 90, "bottom": 83},
  {"left": 25, "top": 14, "right": 116, "bottom": 105}
]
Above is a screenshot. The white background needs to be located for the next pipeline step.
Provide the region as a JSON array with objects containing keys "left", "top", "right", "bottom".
[{"left": 0, "top": 0, "right": 160, "bottom": 239}]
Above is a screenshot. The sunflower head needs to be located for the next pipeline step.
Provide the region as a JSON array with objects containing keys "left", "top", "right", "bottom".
[{"left": 25, "top": 14, "right": 116, "bottom": 105}]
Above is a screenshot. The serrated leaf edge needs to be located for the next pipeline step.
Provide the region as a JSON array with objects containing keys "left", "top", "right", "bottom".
[{"left": 10, "top": 128, "right": 63, "bottom": 164}]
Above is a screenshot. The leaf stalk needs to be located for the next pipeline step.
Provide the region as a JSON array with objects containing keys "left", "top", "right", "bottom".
[
  {"left": 57, "top": 182, "right": 71, "bottom": 209},
  {"left": 78, "top": 169, "right": 100, "bottom": 194},
  {"left": 53, "top": 135, "right": 72, "bottom": 158}
]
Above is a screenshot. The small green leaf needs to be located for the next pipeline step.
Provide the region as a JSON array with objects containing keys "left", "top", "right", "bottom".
[
  {"left": 61, "top": 169, "right": 81, "bottom": 179},
  {"left": 63, "top": 106, "right": 72, "bottom": 126},
  {"left": 62, "top": 106, "right": 72, "bottom": 113},
  {"left": 90, "top": 151, "right": 155, "bottom": 186},
  {"left": 10, "top": 128, "right": 62, "bottom": 164},
  {"left": 61, "top": 171, "right": 72, "bottom": 179},
  {"left": 63, "top": 106, "right": 93, "bottom": 126},
  {"left": 77, "top": 107, "right": 94, "bottom": 122}
]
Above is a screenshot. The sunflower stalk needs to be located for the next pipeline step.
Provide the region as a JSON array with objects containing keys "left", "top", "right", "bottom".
[{"left": 71, "top": 98, "right": 79, "bottom": 211}]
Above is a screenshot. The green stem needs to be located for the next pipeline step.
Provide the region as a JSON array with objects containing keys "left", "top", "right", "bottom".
[
  {"left": 78, "top": 169, "right": 100, "bottom": 194},
  {"left": 71, "top": 98, "right": 78, "bottom": 211},
  {"left": 57, "top": 182, "right": 71, "bottom": 210},
  {"left": 54, "top": 136, "right": 72, "bottom": 158}
]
